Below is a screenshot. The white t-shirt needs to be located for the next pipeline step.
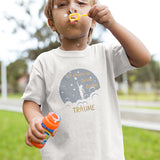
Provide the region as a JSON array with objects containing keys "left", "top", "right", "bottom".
[{"left": 22, "top": 43, "right": 135, "bottom": 160}]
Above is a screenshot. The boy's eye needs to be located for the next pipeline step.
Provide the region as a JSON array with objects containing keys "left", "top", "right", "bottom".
[
  {"left": 57, "top": 2, "right": 68, "bottom": 8},
  {"left": 79, "top": 2, "right": 85, "bottom": 5},
  {"left": 59, "top": 3, "right": 66, "bottom": 7}
]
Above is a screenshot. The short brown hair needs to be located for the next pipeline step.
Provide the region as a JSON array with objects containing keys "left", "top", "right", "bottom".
[{"left": 44, "top": 0, "right": 99, "bottom": 44}]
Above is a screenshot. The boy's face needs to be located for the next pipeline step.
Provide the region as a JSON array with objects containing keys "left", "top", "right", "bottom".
[{"left": 50, "top": 0, "right": 94, "bottom": 41}]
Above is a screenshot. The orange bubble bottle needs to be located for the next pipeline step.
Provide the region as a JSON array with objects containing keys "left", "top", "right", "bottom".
[{"left": 31, "top": 112, "right": 61, "bottom": 149}]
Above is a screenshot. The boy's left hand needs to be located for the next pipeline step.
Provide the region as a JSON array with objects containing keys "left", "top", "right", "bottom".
[{"left": 88, "top": 4, "right": 115, "bottom": 29}]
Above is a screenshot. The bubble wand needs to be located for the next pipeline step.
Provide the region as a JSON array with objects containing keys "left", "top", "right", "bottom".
[{"left": 69, "top": 13, "right": 88, "bottom": 22}]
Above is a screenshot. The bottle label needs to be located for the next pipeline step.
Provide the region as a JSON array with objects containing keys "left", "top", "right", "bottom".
[
  {"left": 42, "top": 122, "right": 54, "bottom": 134},
  {"left": 41, "top": 122, "right": 55, "bottom": 145}
]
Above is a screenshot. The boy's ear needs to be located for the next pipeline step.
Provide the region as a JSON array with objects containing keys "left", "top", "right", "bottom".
[{"left": 48, "top": 19, "right": 56, "bottom": 31}]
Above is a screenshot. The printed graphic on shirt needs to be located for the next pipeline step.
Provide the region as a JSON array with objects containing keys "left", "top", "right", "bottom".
[{"left": 59, "top": 69, "right": 100, "bottom": 107}]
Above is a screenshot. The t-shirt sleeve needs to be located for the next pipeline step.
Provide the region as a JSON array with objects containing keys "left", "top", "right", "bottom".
[
  {"left": 110, "top": 44, "right": 136, "bottom": 78},
  {"left": 21, "top": 58, "right": 45, "bottom": 105}
]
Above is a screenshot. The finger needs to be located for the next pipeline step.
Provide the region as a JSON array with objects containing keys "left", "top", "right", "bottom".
[
  {"left": 25, "top": 129, "right": 33, "bottom": 147},
  {"left": 30, "top": 132, "right": 44, "bottom": 144},
  {"left": 94, "top": 8, "right": 108, "bottom": 23},
  {"left": 31, "top": 126, "right": 46, "bottom": 140},
  {"left": 30, "top": 120, "right": 46, "bottom": 139},
  {"left": 25, "top": 134, "right": 33, "bottom": 147},
  {"left": 51, "top": 129, "right": 57, "bottom": 137},
  {"left": 35, "top": 121, "right": 45, "bottom": 134},
  {"left": 88, "top": 4, "right": 100, "bottom": 18},
  {"left": 88, "top": 5, "right": 97, "bottom": 18},
  {"left": 31, "top": 137, "right": 44, "bottom": 144},
  {"left": 96, "top": 7, "right": 109, "bottom": 19},
  {"left": 89, "top": 5, "right": 106, "bottom": 18},
  {"left": 28, "top": 125, "right": 44, "bottom": 144}
]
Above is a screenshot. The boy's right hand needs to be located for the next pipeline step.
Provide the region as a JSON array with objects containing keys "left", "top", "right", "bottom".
[
  {"left": 25, "top": 117, "right": 46, "bottom": 147},
  {"left": 88, "top": 4, "right": 116, "bottom": 30}
]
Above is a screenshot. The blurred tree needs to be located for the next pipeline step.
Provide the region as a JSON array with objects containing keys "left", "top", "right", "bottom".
[
  {"left": 3, "top": 0, "right": 106, "bottom": 93},
  {"left": 7, "top": 59, "right": 27, "bottom": 93},
  {"left": 116, "top": 56, "right": 160, "bottom": 88},
  {"left": 5, "top": 0, "right": 105, "bottom": 61}
]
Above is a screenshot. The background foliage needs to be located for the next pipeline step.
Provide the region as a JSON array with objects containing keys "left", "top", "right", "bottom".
[{"left": 1, "top": 0, "right": 160, "bottom": 93}]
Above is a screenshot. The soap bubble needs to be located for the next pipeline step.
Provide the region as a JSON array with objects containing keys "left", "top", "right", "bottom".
[
  {"left": 76, "top": 43, "right": 80, "bottom": 47},
  {"left": 64, "top": 14, "right": 68, "bottom": 17},
  {"left": 54, "top": 5, "right": 58, "bottom": 9}
]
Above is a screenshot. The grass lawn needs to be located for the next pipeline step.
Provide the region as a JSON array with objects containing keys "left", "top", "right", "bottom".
[
  {"left": 123, "top": 126, "right": 160, "bottom": 160},
  {"left": 0, "top": 110, "right": 41, "bottom": 160},
  {"left": 118, "top": 93, "right": 160, "bottom": 101},
  {"left": 0, "top": 110, "right": 160, "bottom": 160},
  {"left": 0, "top": 93, "right": 23, "bottom": 99},
  {"left": 120, "top": 105, "right": 160, "bottom": 110}
]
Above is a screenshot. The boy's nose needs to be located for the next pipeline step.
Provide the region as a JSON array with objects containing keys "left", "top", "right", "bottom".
[
  {"left": 69, "top": 7, "right": 77, "bottom": 14},
  {"left": 68, "top": 3, "right": 78, "bottom": 14}
]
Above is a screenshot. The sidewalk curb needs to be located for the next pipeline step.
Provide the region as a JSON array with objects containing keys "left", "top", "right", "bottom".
[
  {"left": 122, "top": 120, "right": 160, "bottom": 131},
  {"left": 0, "top": 105, "right": 22, "bottom": 112},
  {"left": 0, "top": 99, "right": 160, "bottom": 131}
]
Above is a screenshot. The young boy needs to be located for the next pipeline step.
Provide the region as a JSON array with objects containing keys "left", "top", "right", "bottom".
[{"left": 22, "top": 0, "right": 150, "bottom": 159}]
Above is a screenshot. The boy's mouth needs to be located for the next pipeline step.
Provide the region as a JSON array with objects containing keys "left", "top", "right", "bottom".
[{"left": 69, "top": 20, "right": 78, "bottom": 24}]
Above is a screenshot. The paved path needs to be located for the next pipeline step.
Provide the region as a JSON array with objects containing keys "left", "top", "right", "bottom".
[
  {"left": 119, "top": 99, "right": 160, "bottom": 107},
  {"left": 120, "top": 108, "right": 160, "bottom": 131},
  {"left": 0, "top": 98, "right": 23, "bottom": 112},
  {"left": 0, "top": 99, "right": 160, "bottom": 131},
  {"left": 119, "top": 100, "right": 160, "bottom": 131}
]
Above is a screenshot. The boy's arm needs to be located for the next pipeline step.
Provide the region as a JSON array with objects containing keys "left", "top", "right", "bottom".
[
  {"left": 88, "top": 5, "right": 151, "bottom": 67},
  {"left": 107, "top": 22, "right": 150, "bottom": 68},
  {"left": 23, "top": 100, "right": 45, "bottom": 146}
]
